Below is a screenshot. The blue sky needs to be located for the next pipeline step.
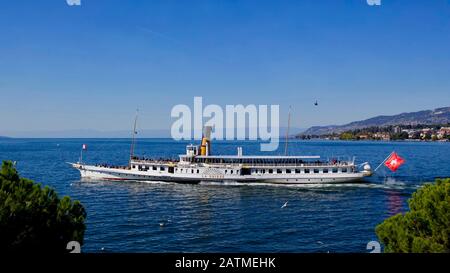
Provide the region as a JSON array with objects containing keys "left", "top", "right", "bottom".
[{"left": 1, "top": 0, "right": 450, "bottom": 135}]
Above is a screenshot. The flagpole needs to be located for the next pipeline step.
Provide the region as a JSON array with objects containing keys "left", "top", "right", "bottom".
[
  {"left": 129, "top": 109, "right": 139, "bottom": 167},
  {"left": 284, "top": 106, "right": 292, "bottom": 156},
  {"left": 374, "top": 151, "right": 394, "bottom": 172}
]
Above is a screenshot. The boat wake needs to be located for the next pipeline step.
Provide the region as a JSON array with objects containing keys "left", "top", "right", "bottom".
[
  {"left": 198, "top": 180, "right": 413, "bottom": 190},
  {"left": 74, "top": 177, "right": 418, "bottom": 191}
]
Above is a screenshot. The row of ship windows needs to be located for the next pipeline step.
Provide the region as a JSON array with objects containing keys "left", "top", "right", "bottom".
[
  {"left": 133, "top": 165, "right": 161, "bottom": 171},
  {"left": 107, "top": 171, "right": 339, "bottom": 183},
  {"left": 175, "top": 168, "right": 240, "bottom": 174},
  {"left": 132, "top": 165, "right": 205, "bottom": 174},
  {"left": 132, "top": 165, "right": 239, "bottom": 174},
  {"left": 253, "top": 168, "right": 351, "bottom": 174},
  {"left": 132, "top": 165, "right": 352, "bottom": 174},
  {"left": 177, "top": 168, "right": 202, "bottom": 174}
]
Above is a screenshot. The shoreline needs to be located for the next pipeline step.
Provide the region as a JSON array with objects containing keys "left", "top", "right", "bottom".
[
  {"left": 1, "top": 137, "right": 449, "bottom": 144},
  {"left": 293, "top": 138, "right": 449, "bottom": 143}
]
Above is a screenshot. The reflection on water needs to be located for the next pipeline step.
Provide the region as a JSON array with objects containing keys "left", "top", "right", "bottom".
[
  {"left": 71, "top": 178, "right": 415, "bottom": 252},
  {"left": 2, "top": 138, "right": 449, "bottom": 252},
  {"left": 386, "top": 190, "right": 404, "bottom": 216}
]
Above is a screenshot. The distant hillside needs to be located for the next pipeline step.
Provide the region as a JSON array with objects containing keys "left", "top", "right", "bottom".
[
  {"left": 2, "top": 127, "right": 307, "bottom": 138},
  {"left": 302, "top": 107, "right": 450, "bottom": 136}
]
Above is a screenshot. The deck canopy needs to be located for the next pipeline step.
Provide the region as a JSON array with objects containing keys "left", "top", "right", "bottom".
[{"left": 179, "top": 155, "right": 321, "bottom": 165}]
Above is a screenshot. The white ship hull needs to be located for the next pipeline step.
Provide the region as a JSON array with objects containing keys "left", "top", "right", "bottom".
[
  {"left": 70, "top": 127, "right": 373, "bottom": 185},
  {"left": 70, "top": 163, "right": 371, "bottom": 185}
]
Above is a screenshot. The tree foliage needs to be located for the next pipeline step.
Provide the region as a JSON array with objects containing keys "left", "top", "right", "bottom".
[
  {"left": 376, "top": 178, "right": 450, "bottom": 253},
  {"left": 339, "top": 132, "right": 355, "bottom": 140},
  {"left": 0, "top": 160, "right": 86, "bottom": 252}
]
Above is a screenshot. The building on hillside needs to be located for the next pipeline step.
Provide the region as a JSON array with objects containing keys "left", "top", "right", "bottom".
[
  {"left": 358, "top": 134, "right": 369, "bottom": 140},
  {"left": 373, "top": 132, "right": 391, "bottom": 141},
  {"left": 437, "top": 127, "right": 450, "bottom": 139}
]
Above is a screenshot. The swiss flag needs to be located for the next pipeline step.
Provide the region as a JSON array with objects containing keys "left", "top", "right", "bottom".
[
  {"left": 82, "top": 144, "right": 87, "bottom": 150},
  {"left": 384, "top": 152, "right": 405, "bottom": 172}
]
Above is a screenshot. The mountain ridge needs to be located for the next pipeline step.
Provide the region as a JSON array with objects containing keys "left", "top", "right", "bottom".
[{"left": 301, "top": 107, "right": 450, "bottom": 136}]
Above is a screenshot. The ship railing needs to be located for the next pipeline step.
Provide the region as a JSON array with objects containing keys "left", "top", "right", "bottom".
[
  {"left": 131, "top": 158, "right": 354, "bottom": 168},
  {"left": 199, "top": 162, "right": 353, "bottom": 168},
  {"left": 131, "top": 158, "right": 177, "bottom": 164},
  {"left": 94, "top": 164, "right": 131, "bottom": 170}
]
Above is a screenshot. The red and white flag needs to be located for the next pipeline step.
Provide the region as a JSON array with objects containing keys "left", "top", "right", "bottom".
[
  {"left": 82, "top": 144, "right": 87, "bottom": 151},
  {"left": 384, "top": 152, "right": 405, "bottom": 172}
]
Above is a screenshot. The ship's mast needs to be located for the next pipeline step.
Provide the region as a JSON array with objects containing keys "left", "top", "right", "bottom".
[
  {"left": 284, "top": 106, "right": 292, "bottom": 156},
  {"left": 129, "top": 109, "right": 139, "bottom": 167}
]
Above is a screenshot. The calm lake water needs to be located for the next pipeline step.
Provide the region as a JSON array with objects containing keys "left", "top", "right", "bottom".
[{"left": 1, "top": 138, "right": 449, "bottom": 253}]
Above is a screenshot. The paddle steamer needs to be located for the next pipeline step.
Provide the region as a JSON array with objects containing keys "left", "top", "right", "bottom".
[{"left": 70, "top": 126, "right": 372, "bottom": 184}]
